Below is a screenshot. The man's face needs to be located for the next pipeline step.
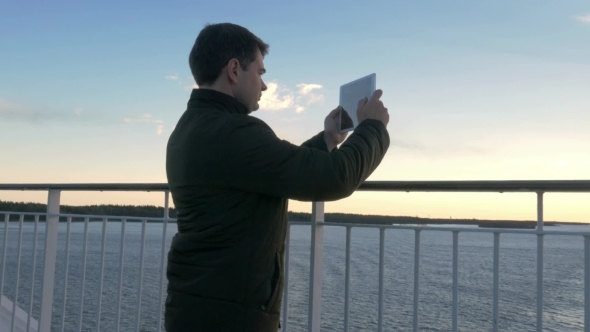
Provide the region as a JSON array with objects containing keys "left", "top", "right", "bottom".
[{"left": 234, "top": 49, "right": 267, "bottom": 113}]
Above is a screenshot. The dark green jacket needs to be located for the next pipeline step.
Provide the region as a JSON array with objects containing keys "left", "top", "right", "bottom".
[{"left": 165, "top": 89, "right": 389, "bottom": 331}]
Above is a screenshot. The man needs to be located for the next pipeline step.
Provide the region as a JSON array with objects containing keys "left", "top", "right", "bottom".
[{"left": 165, "top": 23, "right": 390, "bottom": 331}]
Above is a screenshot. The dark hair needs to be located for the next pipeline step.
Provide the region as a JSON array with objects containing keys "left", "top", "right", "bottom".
[{"left": 189, "top": 23, "right": 269, "bottom": 86}]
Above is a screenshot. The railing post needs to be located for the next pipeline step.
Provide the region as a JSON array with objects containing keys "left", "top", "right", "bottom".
[
  {"left": 40, "top": 189, "right": 60, "bottom": 332},
  {"left": 537, "top": 192, "right": 544, "bottom": 231},
  {"left": 378, "top": 228, "right": 386, "bottom": 332},
  {"left": 157, "top": 190, "right": 170, "bottom": 332},
  {"left": 282, "top": 224, "right": 291, "bottom": 332},
  {"left": 536, "top": 191, "right": 544, "bottom": 332},
  {"left": 452, "top": 231, "right": 459, "bottom": 332},
  {"left": 413, "top": 230, "right": 421, "bottom": 332},
  {"left": 0, "top": 213, "right": 9, "bottom": 304},
  {"left": 308, "top": 201, "right": 324, "bottom": 332},
  {"left": 344, "top": 226, "right": 352, "bottom": 332},
  {"left": 585, "top": 236, "right": 590, "bottom": 332},
  {"left": 492, "top": 232, "right": 500, "bottom": 332}
]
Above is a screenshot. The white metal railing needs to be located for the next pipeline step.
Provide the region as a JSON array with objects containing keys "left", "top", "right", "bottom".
[
  {"left": 0, "top": 186, "right": 173, "bottom": 332},
  {"left": 0, "top": 181, "right": 589, "bottom": 332},
  {"left": 291, "top": 220, "right": 590, "bottom": 332},
  {"left": 0, "top": 211, "right": 173, "bottom": 332}
]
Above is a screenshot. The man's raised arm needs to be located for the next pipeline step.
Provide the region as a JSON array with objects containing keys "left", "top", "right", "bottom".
[{"left": 216, "top": 116, "right": 388, "bottom": 202}]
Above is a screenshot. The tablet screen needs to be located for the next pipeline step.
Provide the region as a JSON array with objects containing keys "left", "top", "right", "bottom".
[{"left": 339, "top": 74, "right": 375, "bottom": 132}]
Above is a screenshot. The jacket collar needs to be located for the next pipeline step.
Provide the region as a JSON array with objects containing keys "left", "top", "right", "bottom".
[{"left": 188, "top": 88, "right": 249, "bottom": 115}]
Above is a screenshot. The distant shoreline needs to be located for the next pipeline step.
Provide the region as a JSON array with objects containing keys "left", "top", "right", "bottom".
[{"left": 0, "top": 200, "right": 587, "bottom": 227}]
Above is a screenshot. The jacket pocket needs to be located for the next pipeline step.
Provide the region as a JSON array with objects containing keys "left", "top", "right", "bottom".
[{"left": 263, "top": 251, "right": 282, "bottom": 313}]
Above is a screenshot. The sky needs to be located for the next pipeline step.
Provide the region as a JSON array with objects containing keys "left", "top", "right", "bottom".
[{"left": 1, "top": 0, "right": 589, "bottom": 222}]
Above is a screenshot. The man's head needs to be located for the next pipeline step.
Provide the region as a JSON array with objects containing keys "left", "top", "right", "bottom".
[{"left": 189, "top": 23, "right": 269, "bottom": 113}]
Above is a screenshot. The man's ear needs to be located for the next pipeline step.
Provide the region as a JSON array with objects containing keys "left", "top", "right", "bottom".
[{"left": 226, "top": 58, "right": 241, "bottom": 85}]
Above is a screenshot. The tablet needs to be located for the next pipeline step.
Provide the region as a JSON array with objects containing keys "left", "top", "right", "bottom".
[{"left": 339, "top": 73, "right": 376, "bottom": 133}]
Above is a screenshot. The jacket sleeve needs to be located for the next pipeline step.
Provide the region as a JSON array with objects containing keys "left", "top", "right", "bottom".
[
  {"left": 216, "top": 117, "right": 390, "bottom": 202},
  {"left": 300, "top": 131, "right": 330, "bottom": 152}
]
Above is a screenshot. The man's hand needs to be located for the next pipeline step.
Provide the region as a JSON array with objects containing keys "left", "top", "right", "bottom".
[
  {"left": 357, "top": 89, "right": 389, "bottom": 127},
  {"left": 324, "top": 107, "right": 349, "bottom": 151}
]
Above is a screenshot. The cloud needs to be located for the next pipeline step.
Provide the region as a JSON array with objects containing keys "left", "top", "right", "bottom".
[
  {"left": 0, "top": 98, "right": 68, "bottom": 123},
  {"left": 123, "top": 113, "right": 163, "bottom": 124},
  {"left": 259, "top": 82, "right": 296, "bottom": 112},
  {"left": 124, "top": 113, "right": 165, "bottom": 136},
  {"left": 574, "top": 15, "right": 590, "bottom": 24},
  {"left": 184, "top": 82, "right": 199, "bottom": 91},
  {"left": 280, "top": 117, "right": 303, "bottom": 123},
  {"left": 259, "top": 81, "right": 324, "bottom": 113},
  {"left": 305, "top": 93, "right": 324, "bottom": 105},
  {"left": 388, "top": 139, "right": 492, "bottom": 160},
  {"left": 391, "top": 139, "right": 430, "bottom": 151},
  {"left": 1, "top": 98, "right": 163, "bottom": 131},
  {"left": 297, "top": 83, "right": 322, "bottom": 96},
  {"left": 297, "top": 83, "right": 325, "bottom": 107},
  {"left": 163, "top": 74, "right": 199, "bottom": 91}
]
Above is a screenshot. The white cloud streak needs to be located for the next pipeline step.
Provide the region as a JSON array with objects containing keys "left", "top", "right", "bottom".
[
  {"left": 574, "top": 15, "right": 590, "bottom": 24},
  {"left": 123, "top": 113, "right": 163, "bottom": 124},
  {"left": 297, "top": 83, "right": 322, "bottom": 96},
  {"left": 123, "top": 113, "right": 165, "bottom": 136},
  {"left": 163, "top": 74, "right": 199, "bottom": 91},
  {"left": 1, "top": 99, "right": 164, "bottom": 133},
  {"left": 0, "top": 98, "right": 68, "bottom": 123}
]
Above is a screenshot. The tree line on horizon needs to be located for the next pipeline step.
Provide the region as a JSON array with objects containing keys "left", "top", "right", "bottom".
[
  {"left": 0, "top": 200, "right": 428, "bottom": 224},
  {"left": 0, "top": 200, "right": 564, "bottom": 226}
]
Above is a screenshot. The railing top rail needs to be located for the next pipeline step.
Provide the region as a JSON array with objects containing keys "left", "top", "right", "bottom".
[
  {"left": 360, "top": 180, "right": 590, "bottom": 192},
  {"left": 0, "top": 180, "right": 590, "bottom": 192},
  {"left": 0, "top": 183, "right": 170, "bottom": 191}
]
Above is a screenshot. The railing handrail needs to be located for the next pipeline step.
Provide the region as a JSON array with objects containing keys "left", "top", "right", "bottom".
[{"left": 1, "top": 180, "right": 590, "bottom": 192}]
